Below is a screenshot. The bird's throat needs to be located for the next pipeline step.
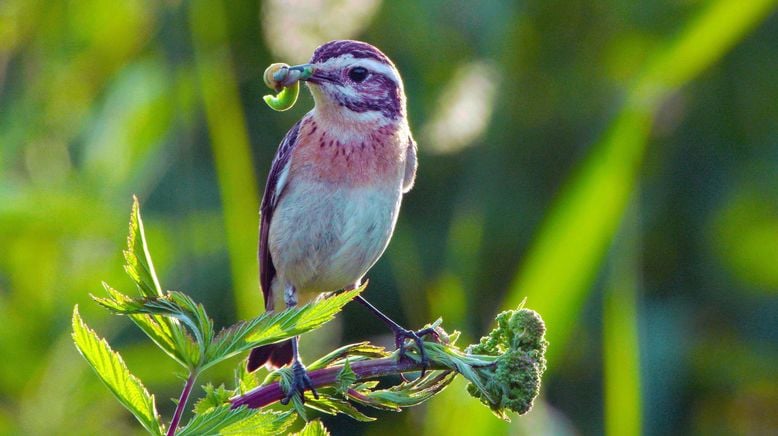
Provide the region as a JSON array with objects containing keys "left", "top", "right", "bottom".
[{"left": 289, "top": 114, "right": 408, "bottom": 186}]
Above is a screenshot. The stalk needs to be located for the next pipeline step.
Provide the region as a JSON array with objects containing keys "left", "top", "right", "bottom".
[
  {"left": 231, "top": 357, "right": 445, "bottom": 409},
  {"left": 167, "top": 371, "right": 198, "bottom": 436}
]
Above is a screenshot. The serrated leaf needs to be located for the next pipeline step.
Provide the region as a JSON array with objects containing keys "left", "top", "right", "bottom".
[
  {"left": 71, "top": 306, "right": 163, "bottom": 435},
  {"left": 101, "top": 291, "right": 212, "bottom": 341},
  {"left": 141, "top": 291, "right": 214, "bottom": 351},
  {"left": 194, "top": 384, "right": 236, "bottom": 414},
  {"left": 220, "top": 409, "right": 297, "bottom": 435},
  {"left": 293, "top": 419, "right": 330, "bottom": 436},
  {"left": 273, "top": 367, "right": 308, "bottom": 420},
  {"left": 335, "top": 359, "right": 356, "bottom": 394},
  {"left": 115, "top": 198, "right": 199, "bottom": 367},
  {"left": 94, "top": 285, "right": 175, "bottom": 354},
  {"left": 307, "top": 342, "right": 389, "bottom": 371},
  {"left": 234, "top": 364, "right": 263, "bottom": 394},
  {"left": 93, "top": 286, "right": 354, "bottom": 371},
  {"left": 352, "top": 380, "right": 380, "bottom": 391},
  {"left": 240, "top": 287, "right": 363, "bottom": 345},
  {"left": 349, "top": 370, "right": 456, "bottom": 411},
  {"left": 124, "top": 195, "right": 162, "bottom": 297},
  {"left": 204, "top": 287, "right": 365, "bottom": 370},
  {"left": 302, "top": 390, "right": 374, "bottom": 422},
  {"left": 178, "top": 406, "right": 296, "bottom": 436},
  {"left": 127, "top": 312, "right": 194, "bottom": 368},
  {"left": 91, "top": 285, "right": 145, "bottom": 313},
  {"left": 93, "top": 285, "right": 203, "bottom": 367}
]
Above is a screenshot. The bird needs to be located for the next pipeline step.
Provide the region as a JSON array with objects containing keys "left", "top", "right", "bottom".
[{"left": 247, "top": 40, "right": 434, "bottom": 404}]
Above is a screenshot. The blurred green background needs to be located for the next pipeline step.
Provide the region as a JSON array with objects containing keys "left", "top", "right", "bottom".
[{"left": 1, "top": 0, "right": 777, "bottom": 434}]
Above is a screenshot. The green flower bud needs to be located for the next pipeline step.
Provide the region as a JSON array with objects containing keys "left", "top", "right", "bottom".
[{"left": 465, "top": 308, "right": 548, "bottom": 419}]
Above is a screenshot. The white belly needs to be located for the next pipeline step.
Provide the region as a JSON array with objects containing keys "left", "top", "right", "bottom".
[{"left": 268, "top": 179, "right": 403, "bottom": 298}]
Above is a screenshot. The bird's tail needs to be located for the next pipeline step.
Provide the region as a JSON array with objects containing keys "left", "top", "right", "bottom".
[{"left": 247, "top": 340, "right": 293, "bottom": 372}]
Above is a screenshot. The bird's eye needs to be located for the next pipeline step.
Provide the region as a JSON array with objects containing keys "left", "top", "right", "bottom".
[{"left": 348, "top": 67, "right": 369, "bottom": 83}]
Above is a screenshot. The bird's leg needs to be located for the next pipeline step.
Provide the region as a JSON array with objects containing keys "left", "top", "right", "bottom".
[
  {"left": 279, "top": 336, "right": 318, "bottom": 405},
  {"left": 353, "top": 294, "right": 439, "bottom": 375},
  {"left": 279, "top": 284, "right": 318, "bottom": 405}
]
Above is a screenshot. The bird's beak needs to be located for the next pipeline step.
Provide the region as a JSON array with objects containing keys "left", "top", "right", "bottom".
[{"left": 272, "top": 64, "right": 316, "bottom": 87}]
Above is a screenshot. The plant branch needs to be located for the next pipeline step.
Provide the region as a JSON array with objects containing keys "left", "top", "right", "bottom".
[
  {"left": 167, "top": 370, "right": 198, "bottom": 436},
  {"left": 231, "top": 356, "right": 447, "bottom": 409}
]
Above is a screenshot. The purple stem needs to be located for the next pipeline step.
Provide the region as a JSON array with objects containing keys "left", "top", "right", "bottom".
[
  {"left": 167, "top": 371, "right": 198, "bottom": 436},
  {"left": 231, "top": 357, "right": 444, "bottom": 409}
]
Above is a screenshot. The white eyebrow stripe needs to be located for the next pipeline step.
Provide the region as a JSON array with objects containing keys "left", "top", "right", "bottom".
[
  {"left": 353, "top": 59, "right": 400, "bottom": 84},
  {"left": 320, "top": 55, "right": 400, "bottom": 85}
]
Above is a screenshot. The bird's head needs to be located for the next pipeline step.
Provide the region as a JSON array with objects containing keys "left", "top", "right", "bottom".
[{"left": 280, "top": 40, "right": 407, "bottom": 126}]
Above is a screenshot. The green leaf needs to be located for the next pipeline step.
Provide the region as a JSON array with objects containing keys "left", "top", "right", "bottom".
[
  {"left": 113, "top": 197, "right": 200, "bottom": 367},
  {"left": 97, "top": 286, "right": 363, "bottom": 371},
  {"left": 205, "top": 286, "right": 365, "bottom": 369},
  {"left": 92, "top": 282, "right": 146, "bottom": 313},
  {"left": 134, "top": 290, "right": 214, "bottom": 351},
  {"left": 234, "top": 364, "right": 263, "bottom": 394},
  {"left": 292, "top": 419, "right": 330, "bottom": 436},
  {"left": 307, "top": 342, "right": 389, "bottom": 371},
  {"left": 272, "top": 367, "right": 308, "bottom": 420},
  {"left": 334, "top": 359, "right": 356, "bottom": 394},
  {"left": 71, "top": 306, "right": 163, "bottom": 435},
  {"left": 95, "top": 283, "right": 185, "bottom": 363},
  {"left": 178, "top": 406, "right": 296, "bottom": 436},
  {"left": 302, "top": 390, "right": 375, "bottom": 422},
  {"left": 219, "top": 409, "right": 297, "bottom": 435},
  {"left": 124, "top": 195, "right": 162, "bottom": 297},
  {"left": 193, "top": 384, "right": 236, "bottom": 415},
  {"left": 93, "top": 285, "right": 204, "bottom": 367},
  {"left": 349, "top": 370, "right": 456, "bottom": 412}
]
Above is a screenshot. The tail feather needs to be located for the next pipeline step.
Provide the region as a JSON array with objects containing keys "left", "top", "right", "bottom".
[{"left": 247, "top": 340, "right": 293, "bottom": 372}]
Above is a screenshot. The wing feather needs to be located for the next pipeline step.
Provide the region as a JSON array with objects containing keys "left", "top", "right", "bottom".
[
  {"left": 402, "top": 135, "right": 418, "bottom": 193},
  {"left": 259, "top": 119, "right": 303, "bottom": 311}
]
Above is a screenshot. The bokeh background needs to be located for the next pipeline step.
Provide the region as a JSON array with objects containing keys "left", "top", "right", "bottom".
[{"left": 1, "top": 0, "right": 777, "bottom": 434}]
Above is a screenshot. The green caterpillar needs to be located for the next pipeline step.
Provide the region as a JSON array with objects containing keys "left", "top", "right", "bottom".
[{"left": 263, "top": 62, "right": 314, "bottom": 111}]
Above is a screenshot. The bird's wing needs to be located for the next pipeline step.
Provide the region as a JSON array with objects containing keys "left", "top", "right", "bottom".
[
  {"left": 402, "top": 134, "right": 418, "bottom": 193},
  {"left": 259, "top": 119, "right": 303, "bottom": 311}
]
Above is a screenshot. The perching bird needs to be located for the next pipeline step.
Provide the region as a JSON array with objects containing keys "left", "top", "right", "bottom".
[{"left": 247, "top": 40, "right": 433, "bottom": 404}]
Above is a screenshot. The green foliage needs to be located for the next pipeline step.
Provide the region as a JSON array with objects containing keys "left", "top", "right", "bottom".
[
  {"left": 307, "top": 342, "right": 388, "bottom": 370},
  {"left": 293, "top": 420, "right": 330, "bottom": 436},
  {"left": 72, "top": 199, "right": 548, "bottom": 434},
  {"left": 334, "top": 359, "right": 356, "bottom": 394},
  {"left": 299, "top": 389, "right": 376, "bottom": 422},
  {"left": 93, "top": 284, "right": 364, "bottom": 371},
  {"left": 177, "top": 407, "right": 296, "bottom": 436},
  {"left": 231, "top": 288, "right": 365, "bottom": 358},
  {"left": 194, "top": 384, "right": 235, "bottom": 414},
  {"left": 465, "top": 308, "right": 548, "bottom": 419},
  {"left": 124, "top": 195, "right": 163, "bottom": 298},
  {"left": 100, "top": 197, "right": 202, "bottom": 368},
  {"left": 231, "top": 316, "right": 547, "bottom": 423},
  {"left": 73, "top": 199, "right": 366, "bottom": 433},
  {"left": 71, "top": 307, "right": 163, "bottom": 435},
  {"left": 348, "top": 371, "right": 457, "bottom": 412},
  {"left": 92, "top": 197, "right": 364, "bottom": 372},
  {"left": 506, "top": 0, "right": 778, "bottom": 369}
]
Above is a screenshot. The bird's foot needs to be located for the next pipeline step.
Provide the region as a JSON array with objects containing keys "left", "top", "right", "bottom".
[
  {"left": 394, "top": 327, "right": 440, "bottom": 377},
  {"left": 280, "top": 360, "right": 319, "bottom": 405}
]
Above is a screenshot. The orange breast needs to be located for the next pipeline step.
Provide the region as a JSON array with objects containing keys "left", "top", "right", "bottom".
[{"left": 289, "top": 118, "right": 404, "bottom": 186}]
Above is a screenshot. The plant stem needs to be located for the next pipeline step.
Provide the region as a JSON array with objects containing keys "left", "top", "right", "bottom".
[
  {"left": 230, "top": 357, "right": 446, "bottom": 409},
  {"left": 167, "top": 370, "right": 198, "bottom": 436}
]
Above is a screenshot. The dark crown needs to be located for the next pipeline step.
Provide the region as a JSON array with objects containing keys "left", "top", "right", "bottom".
[{"left": 310, "top": 40, "right": 392, "bottom": 65}]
